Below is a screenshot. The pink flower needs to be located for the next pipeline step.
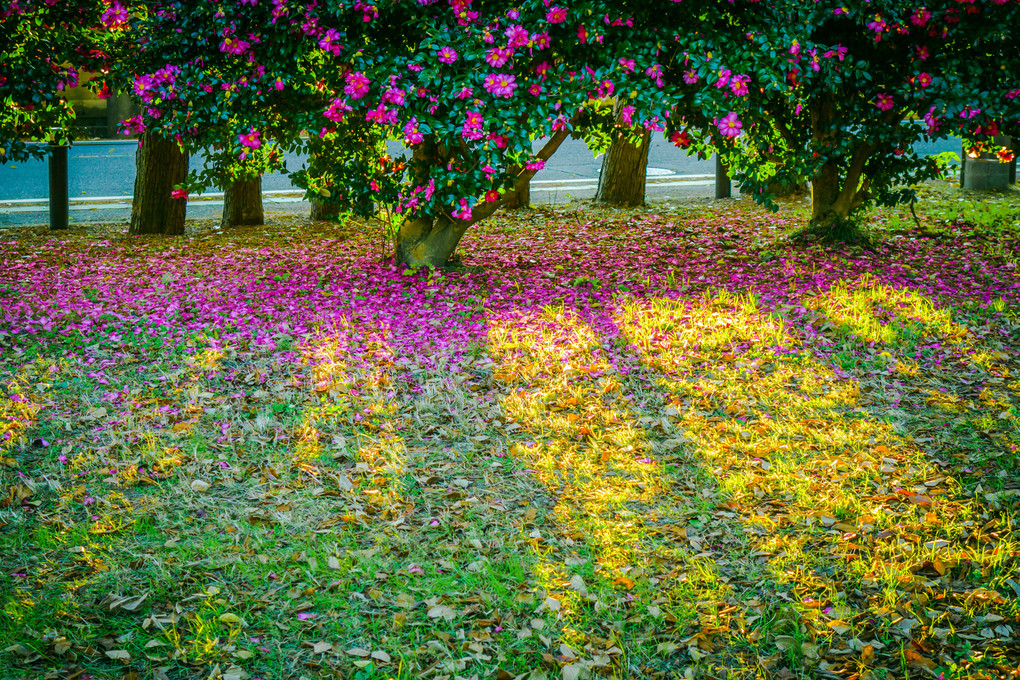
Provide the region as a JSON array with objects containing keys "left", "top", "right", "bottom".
[
  {"left": 714, "top": 69, "right": 731, "bottom": 89},
  {"left": 461, "top": 110, "right": 485, "bottom": 140},
  {"left": 485, "top": 48, "right": 512, "bottom": 68},
  {"left": 343, "top": 71, "right": 371, "bottom": 99},
  {"left": 437, "top": 46, "right": 458, "bottom": 64},
  {"left": 645, "top": 63, "right": 664, "bottom": 87},
  {"left": 875, "top": 92, "right": 894, "bottom": 111},
  {"left": 620, "top": 105, "right": 635, "bottom": 127},
  {"left": 482, "top": 73, "right": 517, "bottom": 97},
  {"left": 100, "top": 2, "right": 129, "bottom": 28},
  {"left": 823, "top": 44, "right": 848, "bottom": 61},
  {"left": 504, "top": 24, "right": 530, "bottom": 48},
  {"left": 171, "top": 189, "right": 188, "bottom": 200},
  {"left": 323, "top": 98, "right": 351, "bottom": 122},
  {"left": 403, "top": 118, "right": 424, "bottom": 145},
  {"left": 717, "top": 112, "right": 742, "bottom": 138},
  {"left": 915, "top": 72, "right": 932, "bottom": 88},
  {"left": 365, "top": 103, "right": 397, "bottom": 125},
  {"left": 683, "top": 70, "right": 699, "bottom": 85},
  {"left": 730, "top": 74, "right": 750, "bottom": 96},
  {"left": 545, "top": 6, "right": 567, "bottom": 23},
  {"left": 238, "top": 129, "right": 261, "bottom": 148},
  {"left": 451, "top": 198, "right": 472, "bottom": 221},
  {"left": 318, "top": 28, "right": 343, "bottom": 55},
  {"left": 219, "top": 38, "right": 250, "bottom": 56}
]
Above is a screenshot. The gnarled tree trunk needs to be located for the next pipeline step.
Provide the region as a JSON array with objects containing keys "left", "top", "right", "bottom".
[
  {"left": 222, "top": 175, "right": 264, "bottom": 228},
  {"left": 596, "top": 128, "right": 650, "bottom": 206},
  {"left": 129, "top": 132, "right": 188, "bottom": 235},
  {"left": 395, "top": 216, "right": 467, "bottom": 268}
]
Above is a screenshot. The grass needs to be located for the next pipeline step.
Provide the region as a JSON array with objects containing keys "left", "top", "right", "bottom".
[{"left": 1, "top": 184, "right": 1019, "bottom": 679}]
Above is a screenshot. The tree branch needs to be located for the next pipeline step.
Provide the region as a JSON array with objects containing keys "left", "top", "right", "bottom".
[{"left": 459, "top": 128, "right": 572, "bottom": 228}]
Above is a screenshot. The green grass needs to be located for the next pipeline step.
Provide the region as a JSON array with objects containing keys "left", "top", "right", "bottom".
[{"left": 2, "top": 192, "right": 1020, "bottom": 679}]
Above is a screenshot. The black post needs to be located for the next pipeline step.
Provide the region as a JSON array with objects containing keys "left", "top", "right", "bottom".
[
  {"left": 1010, "top": 137, "right": 1017, "bottom": 185},
  {"left": 959, "top": 143, "right": 966, "bottom": 188},
  {"left": 714, "top": 155, "right": 731, "bottom": 199},
  {"left": 48, "top": 133, "right": 69, "bottom": 230}
]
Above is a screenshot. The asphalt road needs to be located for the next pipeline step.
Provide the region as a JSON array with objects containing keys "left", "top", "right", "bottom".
[{"left": 0, "top": 136, "right": 960, "bottom": 227}]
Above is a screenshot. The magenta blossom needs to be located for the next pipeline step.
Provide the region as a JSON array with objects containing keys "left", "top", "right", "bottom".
[
  {"left": 718, "top": 112, "right": 742, "bottom": 138},
  {"left": 238, "top": 129, "right": 261, "bottom": 148},
  {"left": 437, "top": 46, "right": 457, "bottom": 64},
  {"left": 482, "top": 73, "right": 517, "bottom": 97}
]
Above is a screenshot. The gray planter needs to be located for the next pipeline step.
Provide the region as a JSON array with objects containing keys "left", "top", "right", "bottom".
[{"left": 963, "top": 157, "right": 1010, "bottom": 191}]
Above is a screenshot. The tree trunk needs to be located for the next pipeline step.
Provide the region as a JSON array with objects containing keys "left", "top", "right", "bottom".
[
  {"left": 595, "top": 128, "right": 651, "bottom": 206},
  {"left": 810, "top": 162, "right": 844, "bottom": 224},
  {"left": 221, "top": 175, "right": 264, "bottom": 228},
  {"left": 806, "top": 160, "right": 870, "bottom": 241},
  {"left": 504, "top": 177, "right": 530, "bottom": 209},
  {"left": 129, "top": 132, "right": 188, "bottom": 235},
  {"left": 310, "top": 199, "right": 341, "bottom": 221},
  {"left": 394, "top": 216, "right": 467, "bottom": 268}
]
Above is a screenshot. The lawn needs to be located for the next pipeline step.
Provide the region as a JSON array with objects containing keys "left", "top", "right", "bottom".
[{"left": 1, "top": 184, "right": 1019, "bottom": 680}]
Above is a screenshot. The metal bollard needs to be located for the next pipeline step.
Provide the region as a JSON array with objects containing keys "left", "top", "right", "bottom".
[
  {"left": 48, "top": 130, "right": 69, "bottom": 230},
  {"left": 714, "top": 155, "right": 731, "bottom": 199}
]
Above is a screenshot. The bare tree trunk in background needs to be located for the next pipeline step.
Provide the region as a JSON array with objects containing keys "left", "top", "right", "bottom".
[
  {"left": 595, "top": 127, "right": 651, "bottom": 206},
  {"left": 311, "top": 199, "right": 341, "bottom": 221},
  {"left": 222, "top": 175, "right": 264, "bottom": 228}
]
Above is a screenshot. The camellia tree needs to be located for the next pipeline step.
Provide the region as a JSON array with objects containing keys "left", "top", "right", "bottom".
[
  {"left": 116, "top": 0, "right": 1020, "bottom": 256},
  {"left": 647, "top": 0, "right": 1020, "bottom": 238},
  {"left": 0, "top": 0, "right": 111, "bottom": 162},
  {"left": 117, "top": 0, "right": 699, "bottom": 265}
]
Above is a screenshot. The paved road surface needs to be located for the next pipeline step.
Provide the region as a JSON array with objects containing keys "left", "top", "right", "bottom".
[{"left": 0, "top": 136, "right": 960, "bottom": 227}]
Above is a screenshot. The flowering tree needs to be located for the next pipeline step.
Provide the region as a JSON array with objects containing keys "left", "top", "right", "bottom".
[
  {"left": 650, "top": 0, "right": 1020, "bottom": 237},
  {"left": 119, "top": 0, "right": 680, "bottom": 265},
  {"left": 0, "top": 0, "right": 111, "bottom": 162},
  {"left": 117, "top": 0, "right": 1020, "bottom": 253}
]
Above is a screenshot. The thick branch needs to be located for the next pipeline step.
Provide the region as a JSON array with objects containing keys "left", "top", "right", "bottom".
[
  {"left": 834, "top": 142, "right": 877, "bottom": 213},
  {"left": 462, "top": 128, "right": 571, "bottom": 227}
]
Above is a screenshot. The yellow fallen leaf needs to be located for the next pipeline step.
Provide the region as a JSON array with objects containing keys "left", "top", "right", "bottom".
[{"left": 218, "top": 613, "right": 242, "bottom": 625}]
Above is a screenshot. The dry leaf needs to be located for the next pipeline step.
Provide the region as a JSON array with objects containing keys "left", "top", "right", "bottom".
[
  {"left": 190, "top": 480, "right": 211, "bottom": 493},
  {"left": 562, "top": 663, "right": 589, "bottom": 680},
  {"left": 427, "top": 604, "right": 457, "bottom": 621},
  {"left": 370, "top": 650, "right": 391, "bottom": 662}
]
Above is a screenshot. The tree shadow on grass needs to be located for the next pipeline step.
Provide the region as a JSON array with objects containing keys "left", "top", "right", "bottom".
[{"left": 1, "top": 210, "right": 1019, "bottom": 679}]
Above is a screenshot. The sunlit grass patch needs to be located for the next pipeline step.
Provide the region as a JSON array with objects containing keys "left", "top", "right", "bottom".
[{"left": 807, "top": 273, "right": 969, "bottom": 348}]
